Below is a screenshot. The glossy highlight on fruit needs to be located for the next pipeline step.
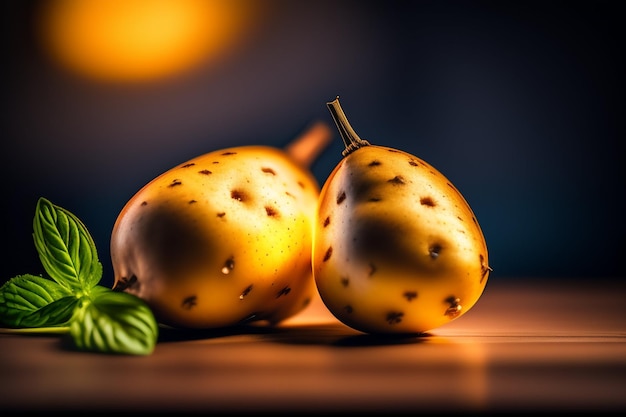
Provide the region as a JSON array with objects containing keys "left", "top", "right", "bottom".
[
  {"left": 111, "top": 123, "right": 331, "bottom": 329},
  {"left": 313, "top": 97, "right": 491, "bottom": 334}
]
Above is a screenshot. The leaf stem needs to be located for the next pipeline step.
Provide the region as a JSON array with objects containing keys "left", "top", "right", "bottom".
[{"left": 0, "top": 326, "right": 70, "bottom": 334}]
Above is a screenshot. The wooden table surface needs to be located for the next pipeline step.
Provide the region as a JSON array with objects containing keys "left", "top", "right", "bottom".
[{"left": 1, "top": 277, "right": 625, "bottom": 414}]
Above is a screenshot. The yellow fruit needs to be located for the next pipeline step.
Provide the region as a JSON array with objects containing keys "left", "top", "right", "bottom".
[
  {"left": 111, "top": 123, "right": 331, "bottom": 329},
  {"left": 313, "top": 97, "right": 491, "bottom": 334}
]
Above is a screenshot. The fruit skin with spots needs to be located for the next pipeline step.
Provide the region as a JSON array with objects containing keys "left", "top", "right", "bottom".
[
  {"left": 313, "top": 97, "right": 491, "bottom": 334},
  {"left": 111, "top": 123, "right": 330, "bottom": 329}
]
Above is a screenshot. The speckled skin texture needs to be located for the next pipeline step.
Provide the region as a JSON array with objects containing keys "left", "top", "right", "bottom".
[
  {"left": 313, "top": 145, "right": 490, "bottom": 334},
  {"left": 111, "top": 146, "right": 320, "bottom": 329}
]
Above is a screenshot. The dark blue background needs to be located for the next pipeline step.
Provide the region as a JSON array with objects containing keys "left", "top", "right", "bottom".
[{"left": 2, "top": 0, "right": 624, "bottom": 288}]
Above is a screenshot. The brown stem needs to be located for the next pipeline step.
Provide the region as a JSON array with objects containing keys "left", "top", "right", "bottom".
[
  {"left": 326, "top": 96, "right": 370, "bottom": 157},
  {"left": 284, "top": 120, "right": 333, "bottom": 169}
]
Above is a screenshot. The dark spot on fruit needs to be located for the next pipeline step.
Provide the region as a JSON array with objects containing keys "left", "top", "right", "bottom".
[
  {"left": 323, "top": 216, "right": 330, "bottom": 227},
  {"left": 222, "top": 257, "right": 235, "bottom": 274},
  {"left": 212, "top": 161, "right": 220, "bottom": 164},
  {"left": 168, "top": 179, "right": 182, "bottom": 187},
  {"left": 447, "top": 182, "right": 461, "bottom": 195},
  {"left": 369, "top": 197, "right": 381, "bottom": 202},
  {"left": 276, "top": 286, "right": 291, "bottom": 298},
  {"left": 408, "top": 159, "right": 419, "bottom": 167},
  {"left": 302, "top": 297, "right": 312, "bottom": 307},
  {"left": 429, "top": 244, "right": 442, "bottom": 259},
  {"left": 297, "top": 181, "right": 305, "bottom": 189},
  {"left": 472, "top": 216, "right": 479, "bottom": 226},
  {"left": 113, "top": 275, "right": 139, "bottom": 292},
  {"left": 231, "top": 189, "right": 246, "bottom": 201},
  {"left": 140, "top": 201, "right": 148, "bottom": 206},
  {"left": 240, "top": 284, "right": 253, "bottom": 300},
  {"left": 262, "top": 167, "right": 276, "bottom": 175},
  {"left": 336, "top": 191, "right": 346, "bottom": 204},
  {"left": 368, "top": 263, "right": 377, "bottom": 276},
  {"left": 344, "top": 305, "right": 353, "bottom": 314},
  {"left": 403, "top": 291, "right": 418, "bottom": 301},
  {"left": 444, "top": 296, "right": 461, "bottom": 318},
  {"left": 221, "top": 151, "right": 237, "bottom": 156},
  {"left": 265, "top": 206, "right": 279, "bottom": 217},
  {"left": 239, "top": 312, "right": 260, "bottom": 323},
  {"left": 387, "top": 149, "right": 401, "bottom": 154},
  {"left": 368, "top": 160, "right": 381, "bottom": 167},
  {"left": 420, "top": 196, "right": 436, "bottom": 207},
  {"left": 480, "top": 255, "right": 492, "bottom": 283},
  {"left": 199, "top": 169, "right": 212, "bottom": 175},
  {"left": 323, "top": 247, "right": 333, "bottom": 262},
  {"left": 285, "top": 191, "right": 295, "bottom": 198},
  {"left": 386, "top": 311, "right": 404, "bottom": 325},
  {"left": 457, "top": 216, "right": 464, "bottom": 222},
  {"left": 182, "top": 295, "right": 197, "bottom": 310},
  {"left": 217, "top": 212, "right": 226, "bottom": 218},
  {"left": 340, "top": 276, "right": 349, "bottom": 287},
  {"left": 181, "top": 163, "right": 195, "bottom": 168},
  {"left": 388, "top": 175, "right": 406, "bottom": 185},
  {"left": 189, "top": 200, "right": 197, "bottom": 204}
]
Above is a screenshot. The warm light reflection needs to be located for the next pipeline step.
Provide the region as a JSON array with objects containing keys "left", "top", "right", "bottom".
[{"left": 37, "top": 0, "right": 259, "bottom": 82}]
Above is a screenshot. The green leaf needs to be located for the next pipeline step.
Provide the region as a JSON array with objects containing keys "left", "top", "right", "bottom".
[
  {"left": 33, "top": 198, "right": 102, "bottom": 292},
  {"left": 70, "top": 287, "right": 159, "bottom": 355},
  {"left": 4, "top": 198, "right": 159, "bottom": 355},
  {"left": 0, "top": 274, "right": 75, "bottom": 327},
  {"left": 10, "top": 296, "right": 80, "bottom": 328}
]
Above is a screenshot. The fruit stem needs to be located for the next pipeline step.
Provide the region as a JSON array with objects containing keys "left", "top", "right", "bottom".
[
  {"left": 326, "top": 96, "right": 370, "bottom": 157},
  {"left": 284, "top": 121, "right": 333, "bottom": 169}
]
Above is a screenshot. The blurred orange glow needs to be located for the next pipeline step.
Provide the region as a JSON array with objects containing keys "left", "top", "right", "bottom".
[{"left": 37, "top": 0, "right": 259, "bottom": 82}]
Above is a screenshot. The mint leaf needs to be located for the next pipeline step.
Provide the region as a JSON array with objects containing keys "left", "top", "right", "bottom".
[
  {"left": 3, "top": 198, "right": 159, "bottom": 356},
  {"left": 33, "top": 198, "right": 102, "bottom": 292},
  {"left": 70, "top": 287, "right": 159, "bottom": 355},
  {"left": 9, "top": 296, "right": 80, "bottom": 328},
  {"left": 0, "top": 274, "right": 74, "bottom": 327}
]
